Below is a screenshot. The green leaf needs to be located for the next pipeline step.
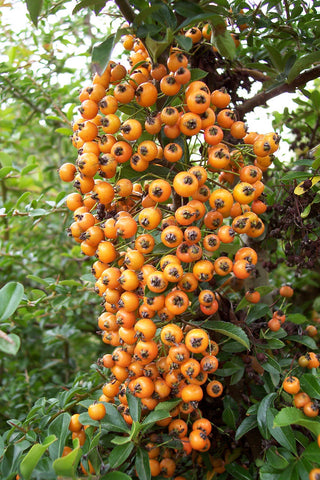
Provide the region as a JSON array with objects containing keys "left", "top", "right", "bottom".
[
  {"left": 300, "top": 374, "right": 320, "bottom": 400},
  {"left": 101, "top": 403, "right": 130, "bottom": 433},
  {"left": 52, "top": 441, "right": 82, "bottom": 478},
  {"left": 0, "top": 282, "right": 24, "bottom": 322},
  {"left": 265, "top": 446, "right": 289, "bottom": 470},
  {"left": 225, "top": 463, "right": 254, "bottom": 479},
  {"left": 0, "top": 166, "right": 15, "bottom": 178},
  {"left": 126, "top": 390, "right": 141, "bottom": 423},
  {"left": 287, "top": 52, "right": 320, "bottom": 83},
  {"left": 302, "top": 442, "right": 320, "bottom": 462},
  {"left": 154, "top": 399, "right": 181, "bottom": 411},
  {"left": 135, "top": 447, "right": 151, "bottom": 480},
  {"left": 21, "top": 164, "right": 38, "bottom": 175},
  {"left": 257, "top": 393, "right": 277, "bottom": 439},
  {"left": 145, "top": 29, "right": 174, "bottom": 63},
  {"left": 222, "top": 407, "right": 237, "bottom": 429},
  {"left": 214, "top": 30, "right": 236, "bottom": 60},
  {"left": 190, "top": 68, "right": 208, "bottom": 81},
  {"left": 102, "top": 472, "right": 132, "bottom": 480},
  {"left": 205, "top": 320, "right": 250, "bottom": 349},
  {"left": 48, "top": 412, "right": 71, "bottom": 460},
  {"left": 246, "top": 304, "right": 270, "bottom": 323},
  {"left": 111, "top": 435, "right": 131, "bottom": 445},
  {"left": 20, "top": 435, "right": 56, "bottom": 480},
  {"left": 286, "top": 335, "right": 317, "bottom": 349},
  {"left": 16, "top": 192, "right": 31, "bottom": 208},
  {"left": 266, "top": 409, "right": 297, "bottom": 454},
  {"left": 26, "top": 0, "right": 43, "bottom": 26},
  {"left": 175, "top": 34, "right": 193, "bottom": 51},
  {"left": 142, "top": 409, "right": 171, "bottom": 426},
  {"left": 0, "top": 333, "right": 21, "bottom": 355},
  {"left": 55, "top": 127, "right": 73, "bottom": 136},
  {"left": 274, "top": 407, "right": 320, "bottom": 436},
  {"left": 235, "top": 415, "right": 258, "bottom": 441},
  {"left": 92, "top": 30, "right": 126, "bottom": 74},
  {"left": 287, "top": 313, "right": 308, "bottom": 324},
  {"left": 109, "top": 443, "right": 134, "bottom": 469},
  {"left": 265, "top": 45, "right": 284, "bottom": 72}
]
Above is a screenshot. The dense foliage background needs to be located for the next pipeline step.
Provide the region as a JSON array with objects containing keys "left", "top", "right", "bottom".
[{"left": 1, "top": 0, "right": 320, "bottom": 479}]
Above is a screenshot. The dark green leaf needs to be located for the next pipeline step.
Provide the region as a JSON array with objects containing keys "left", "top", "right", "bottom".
[
  {"left": 175, "top": 34, "right": 193, "bottom": 51},
  {"left": 26, "top": 0, "right": 43, "bottom": 26},
  {"left": 266, "top": 409, "right": 297, "bottom": 454},
  {"left": 142, "top": 410, "right": 171, "bottom": 426},
  {"left": 126, "top": 390, "right": 141, "bottom": 423},
  {"left": 265, "top": 446, "right": 289, "bottom": 470},
  {"left": 257, "top": 393, "right": 277, "bottom": 439},
  {"left": 92, "top": 33, "right": 116, "bottom": 74},
  {"left": 235, "top": 415, "right": 258, "bottom": 441},
  {"left": 300, "top": 374, "right": 320, "bottom": 400},
  {"left": 214, "top": 31, "right": 236, "bottom": 60},
  {"left": 286, "top": 335, "right": 317, "bottom": 349},
  {"left": 205, "top": 320, "right": 250, "bottom": 349},
  {"left": 246, "top": 304, "right": 270, "bottom": 323},
  {"left": 225, "top": 463, "right": 254, "bottom": 479},
  {"left": 48, "top": 412, "right": 71, "bottom": 460},
  {"left": 135, "top": 447, "right": 151, "bottom": 480},
  {"left": 102, "top": 472, "right": 132, "bottom": 480},
  {"left": 108, "top": 443, "right": 134, "bottom": 469},
  {"left": 0, "top": 282, "right": 24, "bottom": 322},
  {"left": 101, "top": 403, "right": 130, "bottom": 433},
  {"left": 287, "top": 52, "right": 320, "bottom": 83}
]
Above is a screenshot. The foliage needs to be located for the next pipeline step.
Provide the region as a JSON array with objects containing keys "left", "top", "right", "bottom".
[{"left": 0, "top": 1, "right": 320, "bottom": 480}]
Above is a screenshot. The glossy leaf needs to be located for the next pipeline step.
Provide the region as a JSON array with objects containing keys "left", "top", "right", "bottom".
[
  {"left": 108, "top": 443, "right": 134, "bottom": 469},
  {"left": 205, "top": 320, "right": 250, "bottom": 349},
  {"left": 235, "top": 415, "right": 258, "bottom": 441},
  {"left": 52, "top": 441, "right": 82, "bottom": 478},
  {"left": 257, "top": 393, "right": 277, "bottom": 439},
  {"left": 135, "top": 447, "right": 151, "bottom": 480},
  {"left": 300, "top": 374, "right": 320, "bottom": 400},
  {"left": 126, "top": 390, "right": 141, "bottom": 423},
  {"left": 287, "top": 52, "right": 320, "bottom": 83},
  {"left": 274, "top": 407, "right": 320, "bottom": 436}
]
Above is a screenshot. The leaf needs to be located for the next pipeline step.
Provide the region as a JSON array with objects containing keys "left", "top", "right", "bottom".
[
  {"left": 274, "top": 407, "right": 320, "bottom": 436},
  {"left": 55, "top": 127, "right": 73, "bottom": 136},
  {"left": 135, "top": 447, "right": 151, "bottom": 480},
  {"left": 214, "top": 30, "right": 236, "bottom": 60},
  {"left": 52, "top": 441, "right": 82, "bottom": 478},
  {"left": 126, "top": 390, "right": 141, "bottom": 423},
  {"left": 26, "top": 0, "right": 43, "bottom": 26},
  {"left": 225, "top": 463, "right": 254, "bottom": 480},
  {"left": 48, "top": 412, "right": 71, "bottom": 460},
  {"left": 102, "top": 472, "right": 132, "bottom": 480},
  {"left": 300, "top": 374, "right": 320, "bottom": 400},
  {"left": 142, "top": 409, "right": 171, "bottom": 426},
  {"left": 190, "top": 68, "right": 208, "bottom": 81},
  {"left": 0, "top": 333, "right": 21, "bottom": 355},
  {"left": 0, "top": 166, "right": 15, "bottom": 178},
  {"left": 257, "top": 393, "right": 277, "bottom": 439},
  {"left": 20, "top": 435, "right": 56, "bottom": 480},
  {"left": 294, "top": 176, "right": 320, "bottom": 195},
  {"left": 302, "top": 442, "right": 320, "bottom": 462},
  {"left": 265, "top": 446, "right": 289, "bottom": 470},
  {"left": 0, "top": 282, "right": 24, "bottom": 322},
  {"left": 101, "top": 403, "right": 130, "bottom": 433},
  {"left": 154, "top": 399, "right": 181, "bottom": 411},
  {"left": 16, "top": 192, "right": 31, "bottom": 208},
  {"left": 245, "top": 304, "right": 270, "bottom": 323},
  {"left": 286, "top": 335, "right": 317, "bottom": 349},
  {"left": 265, "top": 45, "right": 284, "bottom": 72},
  {"left": 205, "top": 320, "right": 250, "bottom": 349},
  {"left": 21, "top": 164, "right": 38, "bottom": 175},
  {"left": 108, "top": 443, "right": 134, "bottom": 469},
  {"left": 287, "top": 52, "right": 320, "bottom": 83},
  {"left": 145, "top": 29, "right": 174, "bottom": 63},
  {"left": 92, "top": 30, "right": 127, "bottom": 74},
  {"left": 235, "top": 415, "right": 258, "bottom": 441},
  {"left": 266, "top": 409, "right": 297, "bottom": 454},
  {"left": 111, "top": 435, "right": 131, "bottom": 445},
  {"left": 287, "top": 313, "right": 308, "bottom": 324},
  {"left": 175, "top": 34, "right": 193, "bottom": 51}
]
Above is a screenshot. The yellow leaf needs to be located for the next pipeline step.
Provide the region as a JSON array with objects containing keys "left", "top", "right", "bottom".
[{"left": 294, "top": 176, "right": 320, "bottom": 195}]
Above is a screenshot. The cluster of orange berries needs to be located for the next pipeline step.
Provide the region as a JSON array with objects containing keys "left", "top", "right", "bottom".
[
  {"left": 283, "top": 375, "right": 319, "bottom": 418},
  {"left": 58, "top": 29, "right": 280, "bottom": 473}
]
